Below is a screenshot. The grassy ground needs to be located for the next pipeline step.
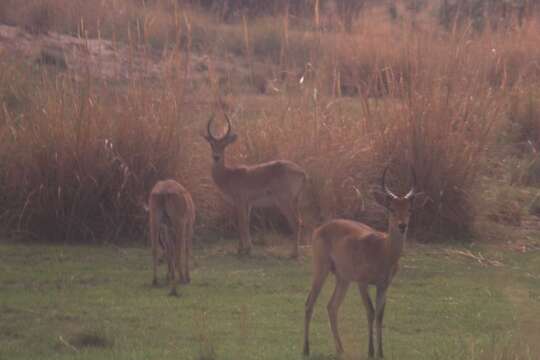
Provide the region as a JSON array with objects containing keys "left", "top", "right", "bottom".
[{"left": 1, "top": 238, "right": 539, "bottom": 360}]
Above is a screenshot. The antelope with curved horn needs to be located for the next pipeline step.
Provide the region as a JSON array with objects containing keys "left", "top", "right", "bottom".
[
  {"left": 303, "top": 166, "right": 425, "bottom": 358},
  {"left": 203, "top": 112, "right": 307, "bottom": 257},
  {"left": 149, "top": 180, "right": 195, "bottom": 296}
]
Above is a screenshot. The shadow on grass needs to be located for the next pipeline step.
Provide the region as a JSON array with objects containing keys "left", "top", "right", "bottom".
[
  {"left": 305, "top": 354, "right": 340, "bottom": 360},
  {"left": 70, "top": 330, "right": 113, "bottom": 348},
  {"left": 56, "top": 328, "right": 114, "bottom": 353}
]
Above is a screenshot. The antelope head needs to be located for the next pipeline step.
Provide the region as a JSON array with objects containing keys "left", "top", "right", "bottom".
[
  {"left": 202, "top": 113, "right": 238, "bottom": 163},
  {"left": 374, "top": 166, "right": 420, "bottom": 235}
]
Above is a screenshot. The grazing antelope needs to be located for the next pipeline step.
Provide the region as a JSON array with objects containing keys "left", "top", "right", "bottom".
[
  {"left": 203, "top": 113, "right": 307, "bottom": 257},
  {"left": 303, "top": 166, "right": 424, "bottom": 358},
  {"left": 149, "top": 180, "right": 195, "bottom": 296}
]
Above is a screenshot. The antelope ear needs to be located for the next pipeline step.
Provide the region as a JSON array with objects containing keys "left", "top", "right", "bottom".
[
  {"left": 200, "top": 130, "right": 211, "bottom": 142},
  {"left": 373, "top": 190, "right": 390, "bottom": 209},
  {"left": 411, "top": 192, "right": 429, "bottom": 209}
]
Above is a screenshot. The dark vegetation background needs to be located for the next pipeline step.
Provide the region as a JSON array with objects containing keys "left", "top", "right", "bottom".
[{"left": 0, "top": 0, "right": 539, "bottom": 243}]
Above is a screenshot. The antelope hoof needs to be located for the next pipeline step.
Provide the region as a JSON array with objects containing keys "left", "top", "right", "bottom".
[
  {"left": 303, "top": 344, "right": 309, "bottom": 356},
  {"left": 179, "top": 276, "right": 190, "bottom": 285},
  {"left": 152, "top": 278, "right": 158, "bottom": 287},
  {"left": 169, "top": 288, "right": 179, "bottom": 297}
]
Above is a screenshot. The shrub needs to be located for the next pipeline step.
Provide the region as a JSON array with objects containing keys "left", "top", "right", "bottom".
[
  {"left": 0, "top": 49, "right": 500, "bottom": 242},
  {"left": 530, "top": 194, "right": 540, "bottom": 216},
  {"left": 486, "top": 188, "right": 523, "bottom": 226},
  {"left": 1, "top": 3, "right": 537, "bottom": 243},
  {"left": 0, "top": 59, "right": 217, "bottom": 241},
  {"left": 507, "top": 91, "right": 540, "bottom": 150},
  {"left": 523, "top": 156, "right": 540, "bottom": 187}
]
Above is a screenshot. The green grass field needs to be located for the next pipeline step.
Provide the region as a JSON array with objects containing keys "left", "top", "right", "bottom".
[{"left": 1, "top": 240, "right": 539, "bottom": 360}]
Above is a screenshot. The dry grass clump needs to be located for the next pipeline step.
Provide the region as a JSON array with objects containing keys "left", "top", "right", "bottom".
[
  {"left": 371, "top": 86, "right": 500, "bottom": 238},
  {"left": 0, "top": 58, "right": 219, "bottom": 241},
  {"left": 530, "top": 194, "right": 540, "bottom": 216},
  {"left": 507, "top": 90, "right": 540, "bottom": 149},
  {"left": 0, "top": 0, "right": 213, "bottom": 51},
  {"left": 0, "top": 44, "right": 499, "bottom": 241},
  {"left": 522, "top": 157, "right": 540, "bottom": 187},
  {"left": 0, "top": 0, "right": 111, "bottom": 35},
  {"left": 1, "top": 3, "right": 539, "bottom": 242},
  {"left": 222, "top": 37, "right": 501, "bottom": 239},
  {"left": 314, "top": 14, "right": 540, "bottom": 98},
  {"left": 500, "top": 88, "right": 540, "bottom": 187},
  {"left": 486, "top": 187, "right": 524, "bottom": 226}
]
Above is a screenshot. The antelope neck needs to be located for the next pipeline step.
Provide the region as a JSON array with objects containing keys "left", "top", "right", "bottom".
[
  {"left": 212, "top": 156, "right": 226, "bottom": 168},
  {"left": 211, "top": 157, "right": 233, "bottom": 188},
  {"left": 386, "top": 224, "right": 406, "bottom": 263}
]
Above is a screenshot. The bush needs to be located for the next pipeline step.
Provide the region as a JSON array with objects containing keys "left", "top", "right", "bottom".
[
  {"left": 0, "top": 48, "right": 500, "bottom": 242},
  {"left": 438, "top": 0, "right": 534, "bottom": 31},
  {"left": 507, "top": 91, "right": 540, "bottom": 150},
  {"left": 523, "top": 156, "right": 540, "bottom": 186},
  {"left": 0, "top": 59, "right": 217, "bottom": 242},
  {"left": 1, "top": 4, "right": 537, "bottom": 243},
  {"left": 530, "top": 194, "right": 540, "bottom": 216},
  {"left": 486, "top": 188, "right": 523, "bottom": 226}
]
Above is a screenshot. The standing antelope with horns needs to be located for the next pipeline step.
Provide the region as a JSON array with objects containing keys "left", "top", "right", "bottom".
[
  {"left": 149, "top": 180, "right": 195, "bottom": 296},
  {"left": 303, "top": 166, "right": 425, "bottom": 358},
  {"left": 203, "top": 112, "right": 307, "bottom": 257}
]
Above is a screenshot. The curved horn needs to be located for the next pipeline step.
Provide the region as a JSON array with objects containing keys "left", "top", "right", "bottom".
[
  {"left": 207, "top": 112, "right": 232, "bottom": 141},
  {"left": 218, "top": 97, "right": 233, "bottom": 139},
  {"left": 206, "top": 114, "right": 218, "bottom": 141},
  {"left": 381, "top": 165, "right": 398, "bottom": 199},
  {"left": 404, "top": 167, "right": 417, "bottom": 199},
  {"left": 222, "top": 110, "right": 233, "bottom": 138}
]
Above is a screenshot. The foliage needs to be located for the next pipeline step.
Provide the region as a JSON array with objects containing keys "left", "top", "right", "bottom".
[
  {"left": 0, "top": 3, "right": 540, "bottom": 242},
  {"left": 0, "top": 242, "right": 538, "bottom": 359}
]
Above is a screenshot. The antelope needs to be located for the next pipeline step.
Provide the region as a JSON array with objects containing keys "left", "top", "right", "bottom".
[
  {"left": 202, "top": 112, "right": 307, "bottom": 257},
  {"left": 303, "top": 166, "right": 424, "bottom": 358},
  {"left": 149, "top": 180, "right": 195, "bottom": 296}
]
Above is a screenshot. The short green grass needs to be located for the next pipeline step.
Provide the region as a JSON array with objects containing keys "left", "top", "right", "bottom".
[{"left": 1, "top": 240, "right": 539, "bottom": 360}]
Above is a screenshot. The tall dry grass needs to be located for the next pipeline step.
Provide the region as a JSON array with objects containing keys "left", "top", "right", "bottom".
[
  {"left": 1, "top": 3, "right": 539, "bottom": 242},
  {"left": 0, "top": 58, "right": 216, "bottom": 241}
]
